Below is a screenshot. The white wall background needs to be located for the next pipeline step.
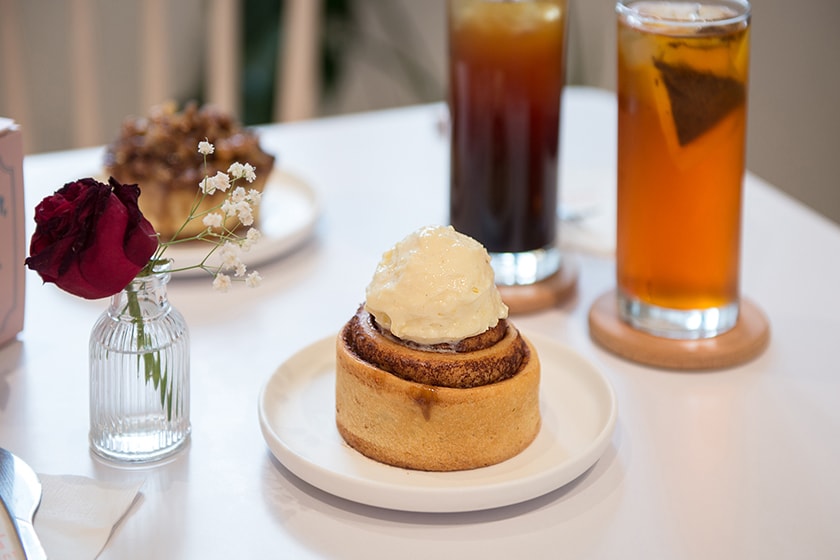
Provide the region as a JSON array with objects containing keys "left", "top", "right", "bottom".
[{"left": 1, "top": 0, "right": 838, "bottom": 224}]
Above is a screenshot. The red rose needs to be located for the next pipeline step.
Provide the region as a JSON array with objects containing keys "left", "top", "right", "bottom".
[{"left": 25, "top": 177, "right": 159, "bottom": 299}]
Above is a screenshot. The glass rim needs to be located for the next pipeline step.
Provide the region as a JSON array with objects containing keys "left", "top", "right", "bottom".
[
  {"left": 616, "top": 0, "right": 751, "bottom": 28},
  {"left": 123, "top": 259, "right": 172, "bottom": 292}
]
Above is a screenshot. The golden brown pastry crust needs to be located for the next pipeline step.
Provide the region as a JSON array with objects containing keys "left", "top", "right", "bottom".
[
  {"left": 335, "top": 315, "right": 541, "bottom": 472},
  {"left": 104, "top": 101, "right": 275, "bottom": 239}
]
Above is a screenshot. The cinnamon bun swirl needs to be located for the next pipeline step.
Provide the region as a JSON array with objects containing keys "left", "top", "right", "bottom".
[{"left": 335, "top": 225, "right": 541, "bottom": 472}]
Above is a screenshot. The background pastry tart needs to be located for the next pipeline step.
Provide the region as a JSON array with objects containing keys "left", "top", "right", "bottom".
[
  {"left": 104, "top": 101, "right": 275, "bottom": 239},
  {"left": 335, "top": 306, "right": 541, "bottom": 472}
]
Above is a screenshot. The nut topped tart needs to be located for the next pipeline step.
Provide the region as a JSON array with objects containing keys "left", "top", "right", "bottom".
[
  {"left": 104, "top": 101, "right": 275, "bottom": 240},
  {"left": 336, "top": 225, "right": 541, "bottom": 471}
]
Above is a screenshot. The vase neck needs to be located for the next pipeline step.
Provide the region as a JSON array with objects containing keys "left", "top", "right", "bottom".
[{"left": 110, "top": 263, "right": 172, "bottom": 319}]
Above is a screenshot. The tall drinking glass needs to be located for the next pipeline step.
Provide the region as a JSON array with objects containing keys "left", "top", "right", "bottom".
[
  {"left": 448, "top": 0, "right": 568, "bottom": 286},
  {"left": 616, "top": 0, "right": 750, "bottom": 339}
]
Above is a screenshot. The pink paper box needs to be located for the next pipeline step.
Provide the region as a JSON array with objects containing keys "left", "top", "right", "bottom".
[{"left": 0, "top": 118, "right": 25, "bottom": 347}]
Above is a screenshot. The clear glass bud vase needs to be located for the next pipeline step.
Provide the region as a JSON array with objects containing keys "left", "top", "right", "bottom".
[{"left": 89, "top": 260, "right": 190, "bottom": 462}]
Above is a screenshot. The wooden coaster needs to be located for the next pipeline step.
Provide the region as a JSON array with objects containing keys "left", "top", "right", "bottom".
[
  {"left": 588, "top": 290, "right": 770, "bottom": 370},
  {"left": 497, "top": 258, "right": 579, "bottom": 315}
]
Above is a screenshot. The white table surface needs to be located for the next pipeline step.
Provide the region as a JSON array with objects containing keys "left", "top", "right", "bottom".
[{"left": 3, "top": 86, "right": 839, "bottom": 559}]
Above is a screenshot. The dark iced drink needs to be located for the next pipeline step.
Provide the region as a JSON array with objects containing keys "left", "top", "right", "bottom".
[{"left": 448, "top": 0, "right": 568, "bottom": 282}]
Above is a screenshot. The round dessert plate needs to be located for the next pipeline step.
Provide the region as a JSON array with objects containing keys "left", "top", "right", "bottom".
[
  {"left": 160, "top": 167, "right": 319, "bottom": 277},
  {"left": 258, "top": 333, "right": 618, "bottom": 513}
]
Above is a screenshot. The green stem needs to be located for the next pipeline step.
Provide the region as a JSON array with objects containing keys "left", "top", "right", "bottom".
[{"left": 125, "top": 285, "right": 172, "bottom": 419}]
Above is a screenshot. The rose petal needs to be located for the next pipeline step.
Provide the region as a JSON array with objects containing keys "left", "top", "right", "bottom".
[{"left": 26, "top": 177, "right": 159, "bottom": 299}]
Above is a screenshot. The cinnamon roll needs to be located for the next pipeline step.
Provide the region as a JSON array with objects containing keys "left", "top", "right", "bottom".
[{"left": 335, "top": 225, "right": 541, "bottom": 472}]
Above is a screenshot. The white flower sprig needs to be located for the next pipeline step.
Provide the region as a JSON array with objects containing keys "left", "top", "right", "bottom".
[{"left": 143, "top": 139, "right": 264, "bottom": 290}]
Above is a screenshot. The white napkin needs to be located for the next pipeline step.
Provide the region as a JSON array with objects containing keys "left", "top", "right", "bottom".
[
  {"left": 559, "top": 167, "right": 617, "bottom": 256},
  {"left": 34, "top": 474, "right": 143, "bottom": 560}
]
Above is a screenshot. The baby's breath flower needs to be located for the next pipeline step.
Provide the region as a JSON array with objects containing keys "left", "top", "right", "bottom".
[
  {"left": 246, "top": 228, "right": 261, "bottom": 242},
  {"left": 199, "top": 177, "right": 215, "bottom": 195},
  {"left": 210, "top": 171, "right": 231, "bottom": 193},
  {"left": 246, "top": 270, "right": 262, "bottom": 288},
  {"left": 149, "top": 140, "right": 266, "bottom": 291},
  {"left": 241, "top": 228, "right": 262, "bottom": 252},
  {"left": 198, "top": 140, "right": 215, "bottom": 155},
  {"left": 199, "top": 172, "right": 228, "bottom": 195},
  {"left": 212, "top": 273, "right": 232, "bottom": 292},
  {"left": 242, "top": 163, "right": 257, "bottom": 183},
  {"left": 227, "top": 162, "right": 245, "bottom": 179},
  {"left": 202, "top": 212, "right": 223, "bottom": 229},
  {"left": 230, "top": 186, "right": 247, "bottom": 203},
  {"left": 228, "top": 162, "right": 257, "bottom": 183},
  {"left": 246, "top": 189, "right": 262, "bottom": 204},
  {"left": 235, "top": 201, "right": 254, "bottom": 226},
  {"left": 219, "top": 241, "right": 242, "bottom": 271}
]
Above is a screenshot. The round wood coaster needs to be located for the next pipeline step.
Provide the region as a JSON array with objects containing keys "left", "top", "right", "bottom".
[
  {"left": 497, "top": 258, "right": 579, "bottom": 315},
  {"left": 588, "top": 290, "right": 770, "bottom": 370}
]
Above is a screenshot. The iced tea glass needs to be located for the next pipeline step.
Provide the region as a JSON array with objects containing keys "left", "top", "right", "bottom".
[
  {"left": 448, "top": 0, "right": 568, "bottom": 285},
  {"left": 616, "top": 0, "right": 750, "bottom": 339}
]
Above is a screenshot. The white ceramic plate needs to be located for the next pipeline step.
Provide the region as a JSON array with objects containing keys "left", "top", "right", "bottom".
[
  {"left": 163, "top": 168, "right": 319, "bottom": 277},
  {"left": 258, "top": 333, "right": 618, "bottom": 513}
]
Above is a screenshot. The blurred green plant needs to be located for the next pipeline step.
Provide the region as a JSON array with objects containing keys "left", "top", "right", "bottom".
[
  {"left": 241, "top": 0, "right": 358, "bottom": 125},
  {"left": 241, "top": 0, "right": 441, "bottom": 125}
]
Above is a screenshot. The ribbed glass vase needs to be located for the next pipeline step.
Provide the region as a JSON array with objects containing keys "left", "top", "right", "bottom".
[{"left": 89, "top": 260, "right": 190, "bottom": 462}]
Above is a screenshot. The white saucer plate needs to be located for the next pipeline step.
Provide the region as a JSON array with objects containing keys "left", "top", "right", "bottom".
[{"left": 258, "top": 332, "right": 618, "bottom": 513}]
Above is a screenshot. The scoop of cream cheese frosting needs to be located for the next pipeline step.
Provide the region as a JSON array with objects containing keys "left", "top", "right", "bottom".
[{"left": 364, "top": 225, "right": 509, "bottom": 345}]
